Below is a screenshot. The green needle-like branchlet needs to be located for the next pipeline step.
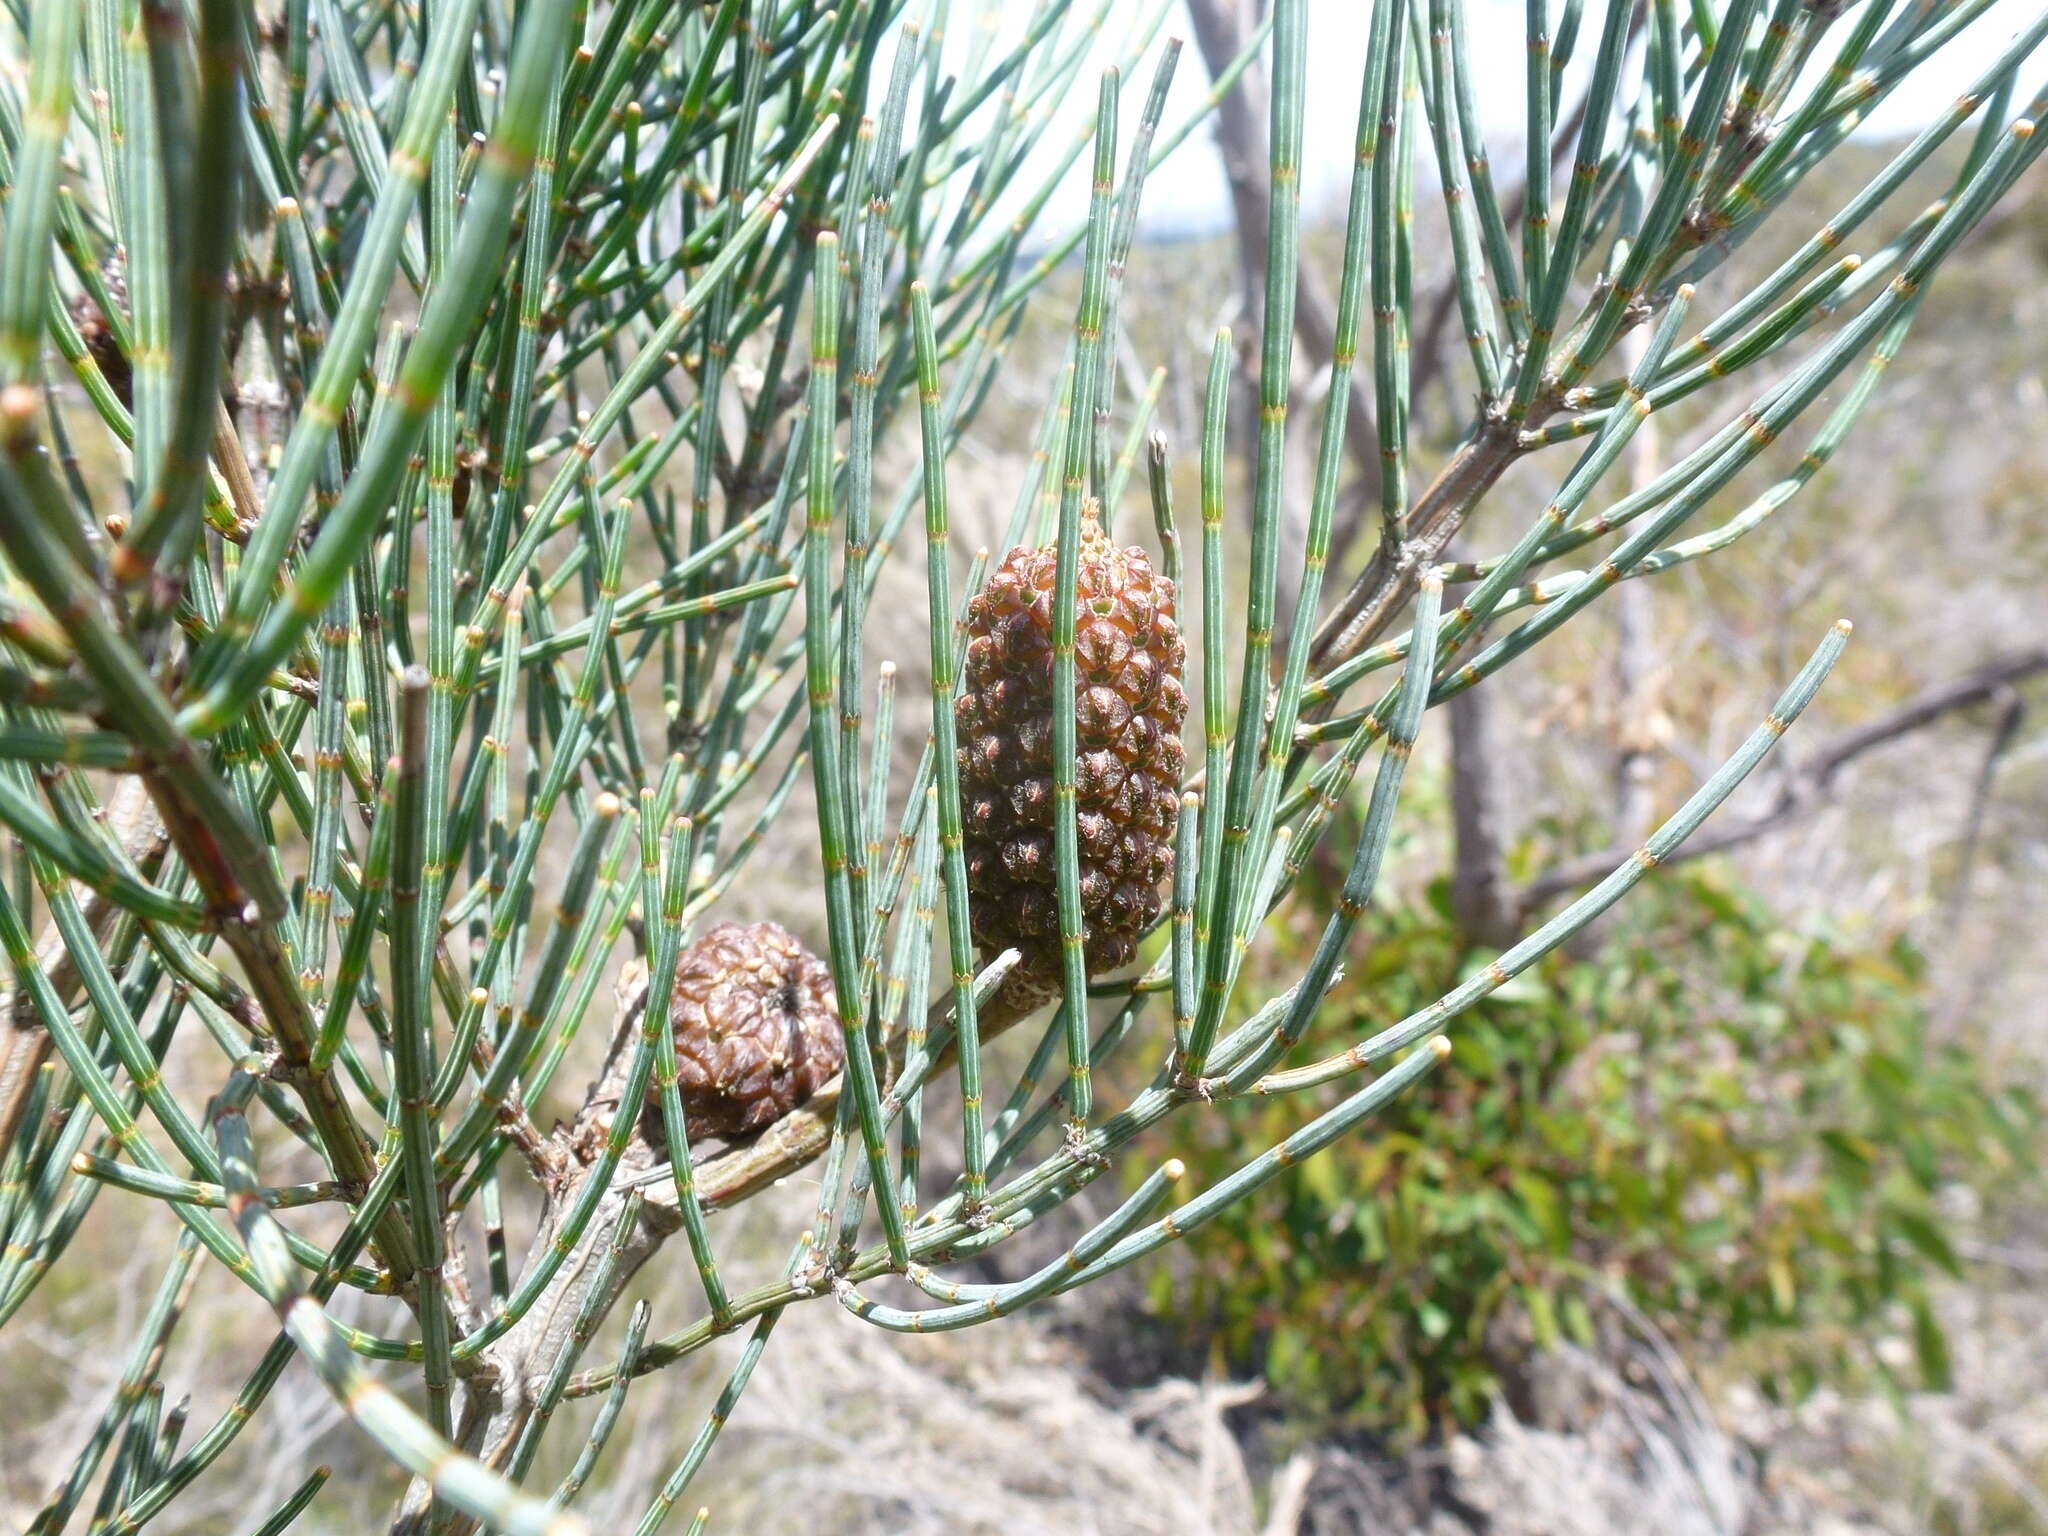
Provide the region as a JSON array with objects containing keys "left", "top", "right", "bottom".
[
  {"left": 213, "top": 1066, "right": 587, "bottom": 1536},
  {"left": 387, "top": 669, "right": 454, "bottom": 1458},
  {"left": 642, "top": 802, "right": 731, "bottom": 1323},
  {"left": 804, "top": 232, "right": 909, "bottom": 1267},
  {"left": 1048, "top": 70, "right": 1123, "bottom": 1137},
  {"left": 910, "top": 284, "right": 990, "bottom": 1216},
  {"left": 0, "top": 0, "right": 84, "bottom": 386},
  {"left": 1188, "top": 0, "right": 1308, "bottom": 1078}
]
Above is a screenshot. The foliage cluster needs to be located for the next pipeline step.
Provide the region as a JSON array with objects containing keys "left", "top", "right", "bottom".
[{"left": 1153, "top": 866, "right": 2036, "bottom": 1439}]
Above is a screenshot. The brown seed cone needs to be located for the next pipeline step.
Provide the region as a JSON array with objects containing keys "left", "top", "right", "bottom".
[
  {"left": 67, "top": 264, "right": 131, "bottom": 410},
  {"left": 646, "top": 921, "right": 845, "bottom": 1142},
  {"left": 956, "top": 505, "right": 1187, "bottom": 1000}
]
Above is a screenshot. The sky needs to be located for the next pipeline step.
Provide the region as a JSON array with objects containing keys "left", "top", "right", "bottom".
[{"left": 1013, "top": 0, "right": 2048, "bottom": 236}]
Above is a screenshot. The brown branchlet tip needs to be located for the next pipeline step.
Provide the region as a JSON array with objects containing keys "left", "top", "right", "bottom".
[
  {"left": 648, "top": 920, "right": 844, "bottom": 1143},
  {"left": 956, "top": 504, "right": 1187, "bottom": 995}
]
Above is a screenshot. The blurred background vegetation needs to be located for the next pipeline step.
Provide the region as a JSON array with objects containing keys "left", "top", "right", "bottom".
[{"left": 1154, "top": 864, "right": 2033, "bottom": 1439}]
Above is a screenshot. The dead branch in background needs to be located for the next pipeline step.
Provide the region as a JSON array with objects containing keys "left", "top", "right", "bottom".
[{"left": 1517, "top": 649, "right": 2048, "bottom": 917}]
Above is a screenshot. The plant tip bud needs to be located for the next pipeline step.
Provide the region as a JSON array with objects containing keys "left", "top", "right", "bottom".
[{"left": 0, "top": 383, "right": 39, "bottom": 425}]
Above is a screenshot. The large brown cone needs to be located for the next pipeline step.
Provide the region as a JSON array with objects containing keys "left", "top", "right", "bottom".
[
  {"left": 649, "top": 921, "right": 844, "bottom": 1142},
  {"left": 956, "top": 507, "right": 1187, "bottom": 998}
]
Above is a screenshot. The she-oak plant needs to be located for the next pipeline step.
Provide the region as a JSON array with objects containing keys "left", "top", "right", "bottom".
[{"left": 0, "top": 0, "right": 2039, "bottom": 1529}]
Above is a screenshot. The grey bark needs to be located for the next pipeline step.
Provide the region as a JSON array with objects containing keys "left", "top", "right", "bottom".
[{"left": 1448, "top": 680, "right": 1515, "bottom": 950}]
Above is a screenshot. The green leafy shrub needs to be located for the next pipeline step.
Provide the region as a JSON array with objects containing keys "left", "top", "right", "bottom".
[{"left": 1151, "top": 867, "right": 2036, "bottom": 1440}]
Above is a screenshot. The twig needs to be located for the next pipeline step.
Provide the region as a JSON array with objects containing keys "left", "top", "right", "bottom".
[{"left": 1518, "top": 647, "right": 2048, "bottom": 914}]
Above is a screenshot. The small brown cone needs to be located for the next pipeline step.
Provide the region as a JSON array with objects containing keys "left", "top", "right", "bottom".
[{"left": 649, "top": 921, "right": 844, "bottom": 1142}]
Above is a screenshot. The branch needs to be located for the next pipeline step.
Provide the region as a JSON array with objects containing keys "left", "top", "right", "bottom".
[
  {"left": 1516, "top": 647, "right": 2048, "bottom": 914},
  {"left": 1944, "top": 684, "right": 2025, "bottom": 930}
]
